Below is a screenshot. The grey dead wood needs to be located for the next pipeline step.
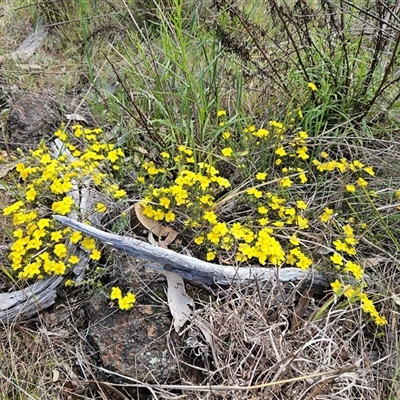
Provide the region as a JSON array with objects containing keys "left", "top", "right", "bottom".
[
  {"left": 0, "top": 275, "right": 63, "bottom": 321},
  {"left": 53, "top": 215, "right": 330, "bottom": 293}
]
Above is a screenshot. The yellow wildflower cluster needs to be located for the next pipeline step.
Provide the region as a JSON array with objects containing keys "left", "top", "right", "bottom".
[
  {"left": 110, "top": 286, "right": 136, "bottom": 311},
  {"left": 135, "top": 110, "right": 386, "bottom": 325},
  {"left": 313, "top": 155, "right": 374, "bottom": 192},
  {"left": 2, "top": 125, "right": 126, "bottom": 280},
  {"left": 140, "top": 152, "right": 230, "bottom": 224},
  {"left": 331, "top": 281, "right": 387, "bottom": 325}
]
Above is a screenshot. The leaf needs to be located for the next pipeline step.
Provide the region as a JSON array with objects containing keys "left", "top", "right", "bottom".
[
  {"left": 52, "top": 369, "right": 60, "bottom": 383},
  {"left": 159, "top": 226, "right": 179, "bottom": 248},
  {"left": 97, "top": 382, "right": 129, "bottom": 400},
  {"left": 0, "top": 161, "right": 17, "bottom": 179},
  {"left": 359, "top": 256, "right": 388, "bottom": 268},
  {"left": 65, "top": 113, "right": 89, "bottom": 123},
  {"left": 134, "top": 203, "right": 178, "bottom": 248},
  {"left": 160, "top": 270, "right": 193, "bottom": 332},
  {"left": 392, "top": 295, "right": 400, "bottom": 307},
  {"left": 195, "top": 320, "right": 221, "bottom": 368}
]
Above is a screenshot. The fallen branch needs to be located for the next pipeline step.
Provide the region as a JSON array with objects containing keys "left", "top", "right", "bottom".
[
  {"left": 0, "top": 276, "right": 63, "bottom": 321},
  {"left": 54, "top": 215, "right": 331, "bottom": 294}
]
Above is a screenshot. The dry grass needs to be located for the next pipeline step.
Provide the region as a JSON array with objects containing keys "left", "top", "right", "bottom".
[
  {"left": 175, "top": 281, "right": 395, "bottom": 399},
  {"left": 59, "top": 272, "right": 396, "bottom": 400},
  {"left": 0, "top": 307, "right": 97, "bottom": 399}
]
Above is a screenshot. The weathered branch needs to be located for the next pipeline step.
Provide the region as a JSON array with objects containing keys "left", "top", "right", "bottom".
[
  {"left": 54, "top": 215, "right": 331, "bottom": 294},
  {"left": 0, "top": 276, "right": 63, "bottom": 321}
]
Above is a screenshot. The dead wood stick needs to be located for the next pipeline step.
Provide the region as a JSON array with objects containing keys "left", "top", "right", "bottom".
[
  {"left": 0, "top": 275, "right": 63, "bottom": 321},
  {"left": 54, "top": 215, "right": 330, "bottom": 294}
]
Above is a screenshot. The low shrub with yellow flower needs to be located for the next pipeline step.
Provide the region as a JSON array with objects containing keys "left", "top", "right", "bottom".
[
  {"left": 2, "top": 105, "right": 398, "bottom": 321},
  {"left": 2, "top": 124, "right": 129, "bottom": 309},
  {"left": 132, "top": 109, "right": 394, "bottom": 325}
]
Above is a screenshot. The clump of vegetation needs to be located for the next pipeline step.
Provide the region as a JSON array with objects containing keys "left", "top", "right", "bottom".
[
  {"left": 1, "top": 0, "right": 400, "bottom": 398},
  {"left": 1, "top": 125, "right": 130, "bottom": 305},
  {"left": 134, "top": 101, "right": 394, "bottom": 325}
]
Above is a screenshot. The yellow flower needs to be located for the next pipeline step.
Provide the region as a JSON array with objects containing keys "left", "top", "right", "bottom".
[
  {"left": 203, "top": 211, "right": 218, "bottom": 224},
  {"left": 247, "top": 187, "right": 263, "bottom": 198},
  {"left": 13, "top": 228, "right": 24, "bottom": 239},
  {"left": 52, "top": 196, "right": 75, "bottom": 215},
  {"left": 330, "top": 252, "right": 343, "bottom": 265},
  {"left": 273, "top": 221, "right": 284, "bottom": 227},
  {"left": 95, "top": 202, "right": 107, "bottom": 213},
  {"left": 51, "top": 261, "right": 66, "bottom": 275},
  {"left": 50, "top": 178, "right": 73, "bottom": 195},
  {"left": 118, "top": 292, "right": 136, "bottom": 310},
  {"left": 296, "top": 146, "right": 309, "bottom": 160},
  {"left": 221, "top": 147, "right": 233, "bottom": 157},
  {"left": 275, "top": 147, "right": 287, "bottom": 157},
  {"left": 206, "top": 251, "right": 216, "bottom": 261},
  {"left": 51, "top": 231, "right": 63, "bottom": 242},
  {"left": 222, "top": 131, "right": 231, "bottom": 139},
  {"left": 280, "top": 177, "right": 293, "bottom": 188},
  {"left": 307, "top": 82, "right": 318, "bottom": 91},
  {"left": 81, "top": 237, "right": 96, "bottom": 251},
  {"left": 346, "top": 184, "right": 356, "bottom": 192},
  {"left": 90, "top": 249, "right": 101, "bottom": 261},
  {"left": 357, "top": 177, "right": 368, "bottom": 187},
  {"left": 159, "top": 197, "right": 171, "bottom": 209},
  {"left": 320, "top": 151, "right": 329, "bottom": 159},
  {"left": 363, "top": 166, "right": 375, "bottom": 176},
  {"left": 3, "top": 201, "right": 24, "bottom": 216},
  {"left": 26, "top": 186, "right": 37, "bottom": 202},
  {"left": 296, "top": 200, "right": 307, "bottom": 210},
  {"left": 70, "top": 231, "right": 82, "bottom": 244},
  {"left": 296, "top": 256, "right": 312, "bottom": 270},
  {"left": 256, "top": 172, "right": 267, "bottom": 181},
  {"left": 297, "top": 131, "right": 308, "bottom": 139},
  {"left": 320, "top": 207, "right": 334, "bottom": 223},
  {"left": 54, "top": 129, "right": 67, "bottom": 141},
  {"left": 194, "top": 236, "right": 204, "bottom": 245},
  {"left": 68, "top": 255, "right": 80, "bottom": 264},
  {"left": 110, "top": 286, "right": 122, "bottom": 300},
  {"left": 161, "top": 152, "right": 170, "bottom": 158},
  {"left": 164, "top": 210, "right": 175, "bottom": 222},
  {"left": 330, "top": 279, "right": 342, "bottom": 294},
  {"left": 37, "top": 218, "right": 51, "bottom": 230},
  {"left": 153, "top": 209, "right": 165, "bottom": 221},
  {"left": 289, "top": 234, "right": 300, "bottom": 246},
  {"left": 258, "top": 218, "right": 269, "bottom": 226},
  {"left": 258, "top": 205, "right": 268, "bottom": 214},
  {"left": 54, "top": 243, "right": 67, "bottom": 259},
  {"left": 199, "top": 195, "right": 214, "bottom": 205},
  {"left": 217, "top": 110, "right": 226, "bottom": 117},
  {"left": 113, "top": 189, "right": 126, "bottom": 199},
  {"left": 107, "top": 150, "right": 120, "bottom": 163},
  {"left": 374, "top": 315, "right": 387, "bottom": 325}
]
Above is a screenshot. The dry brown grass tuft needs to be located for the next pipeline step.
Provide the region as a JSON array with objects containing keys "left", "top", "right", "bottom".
[
  {"left": 0, "top": 295, "right": 107, "bottom": 400},
  {"left": 168, "top": 279, "right": 395, "bottom": 400}
]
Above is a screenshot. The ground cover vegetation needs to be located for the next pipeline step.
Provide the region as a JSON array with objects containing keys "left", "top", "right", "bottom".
[{"left": 0, "top": 0, "right": 400, "bottom": 398}]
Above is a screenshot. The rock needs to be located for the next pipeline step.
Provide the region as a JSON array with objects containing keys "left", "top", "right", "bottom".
[
  {"left": 5, "top": 94, "right": 59, "bottom": 150},
  {"left": 84, "top": 258, "right": 181, "bottom": 384}
]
